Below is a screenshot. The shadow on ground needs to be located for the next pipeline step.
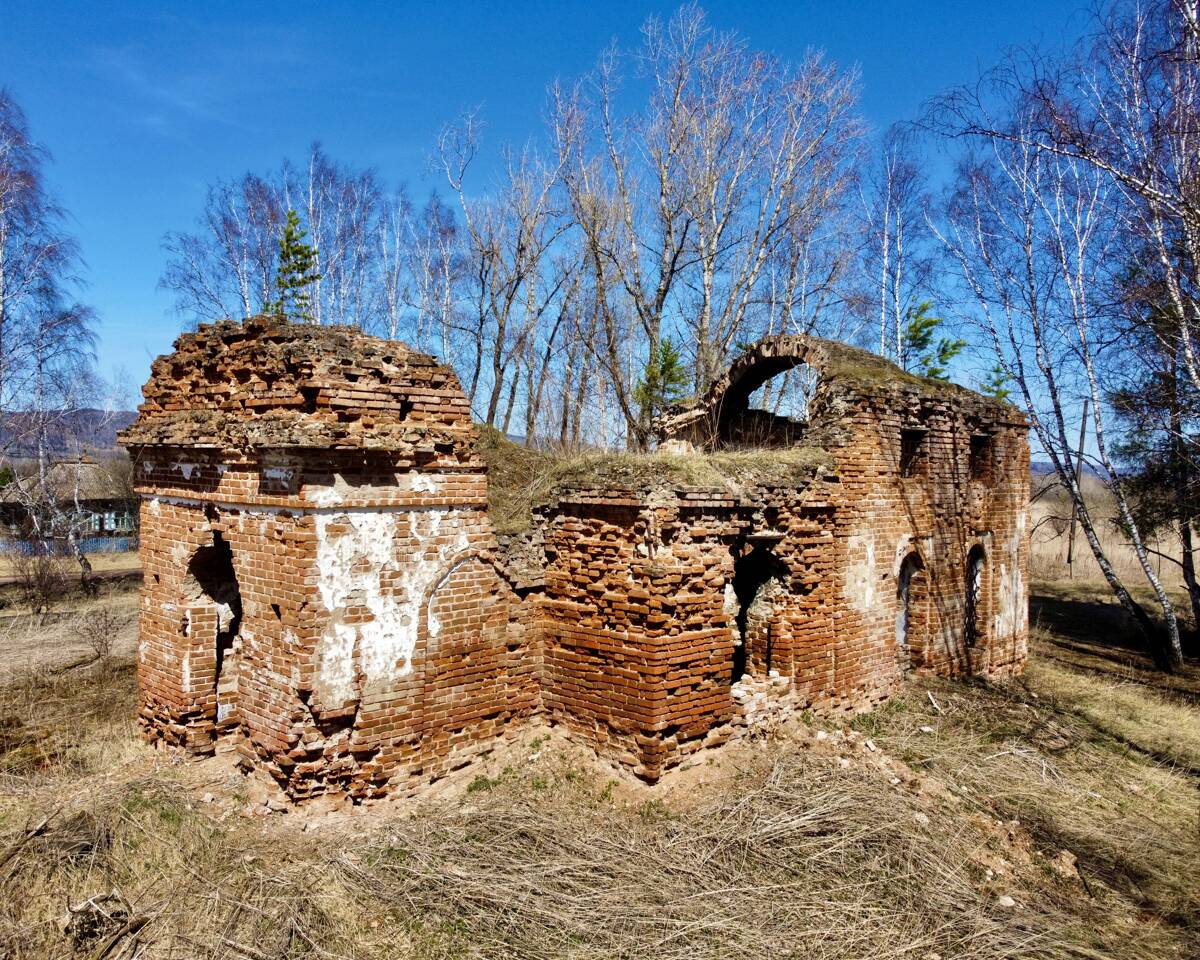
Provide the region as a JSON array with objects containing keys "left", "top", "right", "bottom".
[{"left": 1031, "top": 581, "right": 1200, "bottom": 700}]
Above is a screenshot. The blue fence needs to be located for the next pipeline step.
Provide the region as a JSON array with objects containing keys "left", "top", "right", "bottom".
[{"left": 0, "top": 536, "right": 138, "bottom": 556}]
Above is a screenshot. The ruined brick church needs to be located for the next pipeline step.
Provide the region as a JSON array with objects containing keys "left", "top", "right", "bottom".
[{"left": 120, "top": 317, "right": 1029, "bottom": 801}]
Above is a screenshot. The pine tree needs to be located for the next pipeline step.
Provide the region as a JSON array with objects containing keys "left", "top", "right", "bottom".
[
  {"left": 636, "top": 338, "right": 690, "bottom": 422},
  {"left": 979, "top": 364, "right": 1012, "bottom": 402},
  {"left": 269, "top": 209, "right": 321, "bottom": 323},
  {"left": 900, "top": 301, "right": 965, "bottom": 381}
]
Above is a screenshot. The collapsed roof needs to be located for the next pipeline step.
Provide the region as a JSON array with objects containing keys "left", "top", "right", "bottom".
[
  {"left": 654, "top": 334, "right": 1023, "bottom": 450},
  {"left": 118, "top": 316, "right": 475, "bottom": 458}
]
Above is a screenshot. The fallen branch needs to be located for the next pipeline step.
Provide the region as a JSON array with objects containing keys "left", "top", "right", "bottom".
[
  {"left": 219, "top": 935, "right": 273, "bottom": 960},
  {"left": 90, "top": 914, "right": 149, "bottom": 960},
  {"left": 0, "top": 811, "right": 55, "bottom": 876}
]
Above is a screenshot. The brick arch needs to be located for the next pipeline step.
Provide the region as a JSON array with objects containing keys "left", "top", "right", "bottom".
[
  {"left": 413, "top": 551, "right": 529, "bottom": 778},
  {"left": 706, "top": 337, "right": 824, "bottom": 447},
  {"left": 895, "top": 549, "right": 930, "bottom": 670},
  {"left": 654, "top": 335, "right": 832, "bottom": 449},
  {"left": 711, "top": 337, "right": 825, "bottom": 418}
]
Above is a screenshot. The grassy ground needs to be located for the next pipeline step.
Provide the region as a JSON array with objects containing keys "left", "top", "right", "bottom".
[
  {"left": 0, "top": 581, "right": 1197, "bottom": 960},
  {"left": 0, "top": 550, "right": 141, "bottom": 580}
]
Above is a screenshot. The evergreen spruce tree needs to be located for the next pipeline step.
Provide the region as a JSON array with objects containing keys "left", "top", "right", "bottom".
[
  {"left": 636, "top": 338, "right": 690, "bottom": 423},
  {"left": 979, "top": 364, "right": 1012, "bottom": 402},
  {"left": 269, "top": 209, "right": 321, "bottom": 323},
  {"left": 900, "top": 301, "right": 966, "bottom": 381}
]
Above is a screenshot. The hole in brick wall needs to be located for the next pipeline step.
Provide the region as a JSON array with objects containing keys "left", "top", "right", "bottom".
[
  {"left": 719, "top": 362, "right": 817, "bottom": 449},
  {"left": 730, "top": 544, "right": 788, "bottom": 682},
  {"left": 185, "top": 533, "right": 243, "bottom": 724},
  {"left": 965, "top": 545, "right": 986, "bottom": 647},
  {"left": 970, "top": 433, "right": 993, "bottom": 481},
  {"left": 900, "top": 428, "right": 927, "bottom": 477},
  {"left": 271, "top": 603, "right": 281, "bottom": 620},
  {"left": 896, "top": 552, "right": 927, "bottom": 669}
]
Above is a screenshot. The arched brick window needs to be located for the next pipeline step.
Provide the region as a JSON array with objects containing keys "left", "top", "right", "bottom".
[
  {"left": 896, "top": 552, "right": 927, "bottom": 668},
  {"left": 965, "top": 545, "right": 986, "bottom": 648}
]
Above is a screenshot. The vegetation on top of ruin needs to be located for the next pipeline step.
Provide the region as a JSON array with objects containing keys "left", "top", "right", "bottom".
[
  {"left": 546, "top": 446, "right": 833, "bottom": 491},
  {"left": 478, "top": 427, "right": 832, "bottom": 534},
  {"left": 803, "top": 335, "right": 1010, "bottom": 407}
]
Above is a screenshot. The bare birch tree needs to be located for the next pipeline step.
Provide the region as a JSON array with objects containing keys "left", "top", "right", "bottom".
[
  {"left": 551, "top": 6, "right": 862, "bottom": 445},
  {"left": 285, "top": 145, "right": 384, "bottom": 328},
  {"left": 861, "top": 129, "right": 934, "bottom": 363},
  {"left": 0, "top": 90, "right": 82, "bottom": 419},
  {"left": 161, "top": 173, "right": 285, "bottom": 323},
  {"left": 438, "top": 113, "right": 570, "bottom": 429},
  {"left": 163, "top": 145, "right": 385, "bottom": 329},
  {"left": 933, "top": 125, "right": 1184, "bottom": 669},
  {"left": 0, "top": 91, "right": 105, "bottom": 595},
  {"left": 923, "top": 0, "right": 1200, "bottom": 669}
]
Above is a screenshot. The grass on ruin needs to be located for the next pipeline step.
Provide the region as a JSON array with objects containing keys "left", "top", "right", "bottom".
[
  {"left": 1, "top": 579, "right": 1198, "bottom": 959},
  {"left": 478, "top": 426, "right": 832, "bottom": 534}
]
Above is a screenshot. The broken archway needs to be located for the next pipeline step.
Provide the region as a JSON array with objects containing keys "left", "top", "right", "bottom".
[
  {"left": 184, "top": 532, "right": 243, "bottom": 730},
  {"left": 729, "top": 541, "right": 789, "bottom": 682}
]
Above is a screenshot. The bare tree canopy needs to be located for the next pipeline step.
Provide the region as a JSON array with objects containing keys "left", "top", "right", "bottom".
[
  {"left": 0, "top": 87, "right": 108, "bottom": 591},
  {"left": 551, "top": 6, "right": 865, "bottom": 444},
  {"left": 922, "top": 0, "right": 1200, "bottom": 670}
]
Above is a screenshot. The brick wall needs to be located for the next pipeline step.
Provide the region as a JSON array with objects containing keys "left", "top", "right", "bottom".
[
  {"left": 122, "top": 319, "right": 538, "bottom": 802},
  {"left": 123, "top": 321, "right": 1029, "bottom": 800}
]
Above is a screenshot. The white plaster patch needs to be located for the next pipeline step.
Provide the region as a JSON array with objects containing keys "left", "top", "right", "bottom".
[
  {"left": 316, "top": 616, "right": 359, "bottom": 706},
  {"left": 307, "top": 473, "right": 350, "bottom": 507},
  {"left": 427, "top": 588, "right": 443, "bottom": 639},
  {"left": 844, "top": 534, "right": 881, "bottom": 615},
  {"left": 214, "top": 600, "right": 234, "bottom": 634},
  {"left": 723, "top": 582, "right": 740, "bottom": 643},
  {"left": 311, "top": 507, "right": 471, "bottom": 710},
  {"left": 181, "top": 652, "right": 191, "bottom": 693},
  {"left": 173, "top": 462, "right": 197, "bottom": 480},
  {"left": 264, "top": 466, "right": 294, "bottom": 483},
  {"left": 307, "top": 470, "right": 444, "bottom": 506}
]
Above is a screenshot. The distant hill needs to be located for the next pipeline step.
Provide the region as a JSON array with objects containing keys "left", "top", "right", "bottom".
[
  {"left": 1031, "top": 460, "right": 1105, "bottom": 480},
  {"left": 0, "top": 409, "right": 137, "bottom": 458}
]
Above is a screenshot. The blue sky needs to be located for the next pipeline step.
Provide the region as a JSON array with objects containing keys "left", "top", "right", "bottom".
[{"left": 1, "top": 0, "right": 1091, "bottom": 397}]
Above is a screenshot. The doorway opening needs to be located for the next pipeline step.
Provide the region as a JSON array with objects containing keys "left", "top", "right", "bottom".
[
  {"left": 186, "top": 533, "right": 243, "bottom": 724},
  {"left": 730, "top": 543, "right": 788, "bottom": 682},
  {"left": 896, "top": 552, "right": 926, "bottom": 669}
]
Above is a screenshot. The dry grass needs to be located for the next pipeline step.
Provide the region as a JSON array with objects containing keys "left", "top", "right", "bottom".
[
  {"left": 1, "top": 580, "right": 1198, "bottom": 959},
  {"left": 0, "top": 550, "right": 141, "bottom": 580},
  {"left": 855, "top": 667, "right": 1200, "bottom": 949},
  {"left": 478, "top": 427, "right": 830, "bottom": 534},
  {"left": 0, "top": 587, "right": 138, "bottom": 679},
  {"left": 1029, "top": 474, "right": 1186, "bottom": 593}
]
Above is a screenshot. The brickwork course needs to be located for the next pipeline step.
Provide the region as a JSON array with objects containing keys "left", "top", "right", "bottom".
[{"left": 120, "top": 318, "right": 1030, "bottom": 800}]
